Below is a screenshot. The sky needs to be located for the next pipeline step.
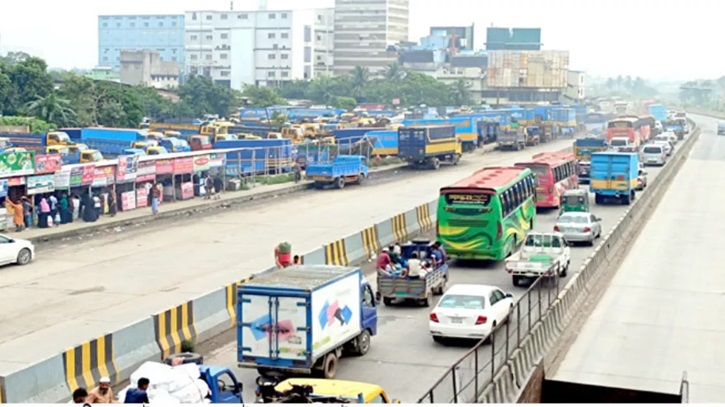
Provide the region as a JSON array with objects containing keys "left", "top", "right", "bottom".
[{"left": 0, "top": 0, "right": 720, "bottom": 81}]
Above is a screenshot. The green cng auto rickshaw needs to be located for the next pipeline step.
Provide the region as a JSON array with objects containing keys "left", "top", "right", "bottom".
[{"left": 560, "top": 189, "right": 590, "bottom": 215}]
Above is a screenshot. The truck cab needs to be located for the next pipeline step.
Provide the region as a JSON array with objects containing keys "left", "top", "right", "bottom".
[
  {"left": 306, "top": 155, "right": 369, "bottom": 189},
  {"left": 282, "top": 127, "right": 305, "bottom": 142},
  {"left": 0, "top": 137, "right": 11, "bottom": 152},
  {"left": 122, "top": 148, "right": 147, "bottom": 156},
  {"left": 146, "top": 132, "right": 165, "bottom": 142},
  {"left": 147, "top": 146, "right": 169, "bottom": 155},
  {"left": 81, "top": 149, "right": 104, "bottom": 163},
  {"left": 214, "top": 134, "right": 239, "bottom": 143},
  {"left": 133, "top": 140, "right": 159, "bottom": 149},
  {"left": 190, "top": 135, "right": 212, "bottom": 151},
  {"left": 160, "top": 137, "right": 191, "bottom": 153},
  {"left": 505, "top": 232, "right": 571, "bottom": 287},
  {"left": 163, "top": 130, "right": 182, "bottom": 138},
  {"left": 47, "top": 131, "right": 73, "bottom": 146}
]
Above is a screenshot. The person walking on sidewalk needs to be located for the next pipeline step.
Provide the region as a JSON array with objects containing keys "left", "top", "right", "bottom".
[
  {"left": 213, "top": 174, "right": 223, "bottom": 200},
  {"left": 107, "top": 190, "right": 117, "bottom": 217},
  {"left": 151, "top": 183, "right": 161, "bottom": 215},
  {"left": 204, "top": 175, "right": 214, "bottom": 200},
  {"left": 21, "top": 196, "right": 32, "bottom": 229}
]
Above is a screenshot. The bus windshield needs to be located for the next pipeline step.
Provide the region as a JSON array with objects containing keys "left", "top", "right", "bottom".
[{"left": 608, "top": 121, "right": 634, "bottom": 129}]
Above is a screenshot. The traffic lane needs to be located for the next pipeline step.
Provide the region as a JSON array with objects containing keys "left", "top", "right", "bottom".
[{"left": 0, "top": 139, "right": 579, "bottom": 364}]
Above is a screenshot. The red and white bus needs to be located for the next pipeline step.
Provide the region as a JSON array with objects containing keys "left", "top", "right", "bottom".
[
  {"left": 514, "top": 152, "right": 578, "bottom": 209},
  {"left": 606, "top": 117, "right": 641, "bottom": 147}
]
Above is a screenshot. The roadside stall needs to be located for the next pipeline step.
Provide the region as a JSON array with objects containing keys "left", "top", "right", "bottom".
[
  {"left": 91, "top": 163, "right": 115, "bottom": 215},
  {"left": 135, "top": 159, "right": 156, "bottom": 208},
  {"left": 173, "top": 157, "right": 194, "bottom": 200},
  {"left": 0, "top": 151, "right": 35, "bottom": 201},
  {"left": 27, "top": 173, "right": 55, "bottom": 225},
  {"left": 155, "top": 158, "right": 174, "bottom": 202},
  {"left": 116, "top": 155, "right": 139, "bottom": 212},
  {"left": 209, "top": 152, "right": 226, "bottom": 187},
  {"left": 191, "top": 153, "right": 211, "bottom": 197},
  {"left": 68, "top": 163, "right": 96, "bottom": 202}
]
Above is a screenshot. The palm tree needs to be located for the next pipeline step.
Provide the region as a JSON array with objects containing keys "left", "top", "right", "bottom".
[
  {"left": 450, "top": 79, "right": 471, "bottom": 106},
  {"left": 350, "top": 66, "right": 370, "bottom": 98},
  {"left": 24, "top": 93, "right": 77, "bottom": 126},
  {"left": 384, "top": 63, "right": 406, "bottom": 81}
]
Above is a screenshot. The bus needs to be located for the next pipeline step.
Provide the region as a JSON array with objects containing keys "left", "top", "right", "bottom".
[
  {"left": 584, "top": 113, "right": 608, "bottom": 136},
  {"left": 437, "top": 166, "right": 537, "bottom": 261},
  {"left": 606, "top": 117, "right": 640, "bottom": 146},
  {"left": 514, "top": 152, "right": 578, "bottom": 209},
  {"left": 638, "top": 115, "right": 654, "bottom": 139}
]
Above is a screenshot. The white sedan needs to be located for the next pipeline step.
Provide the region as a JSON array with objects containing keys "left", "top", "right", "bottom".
[
  {"left": 429, "top": 284, "right": 514, "bottom": 344},
  {"left": 0, "top": 234, "right": 34, "bottom": 266}
]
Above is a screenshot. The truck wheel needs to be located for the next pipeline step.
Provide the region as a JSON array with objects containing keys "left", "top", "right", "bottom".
[
  {"left": 512, "top": 276, "right": 521, "bottom": 287},
  {"left": 335, "top": 177, "right": 345, "bottom": 189},
  {"left": 357, "top": 173, "right": 366, "bottom": 184},
  {"left": 383, "top": 297, "right": 393, "bottom": 306},
  {"left": 352, "top": 330, "right": 371, "bottom": 356},
  {"left": 321, "top": 353, "right": 338, "bottom": 379},
  {"left": 595, "top": 194, "right": 603, "bottom": 205},
  {"left": 431, "top": 158, "right": 441, "bottom": 170}
]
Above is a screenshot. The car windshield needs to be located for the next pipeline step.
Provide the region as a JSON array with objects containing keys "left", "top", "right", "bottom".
[
  {"left": 610, "top": 139, "right": 628, "bottom": 146},
  {"left": 559, "top": 214, "right": 588, "bottom": 224},
  {"left": 563, "top": 195, "right": 585, "bottom": 206},
  {"left": 643, "top": 147, "right": 662, "bottom": 154},
  {"left": 438, "top": 294, "right": 486, "bottom": 310}
]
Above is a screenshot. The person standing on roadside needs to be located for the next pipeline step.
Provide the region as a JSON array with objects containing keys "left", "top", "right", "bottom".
[
  {"left": 107, "top": 190, "right": 117, "bottom": 217},
  {"left": 22, "top": 196, "right": 32, "bottom": 229},
  {"left": 151, "top": 183, "right": 161, "bottom": 215},
  {"left": 71, "top": 195, "right": 80, "bottom": 221},
  {"left": 204, "top": 175, "right": 214, "bottom": 200},
  {"left": 38, "top": 196, "right": 51, "bottom": 228},
  {"left": 86, "top": 377, "right": 115, "bottom": 403},
  {"left": 123, "top": 377, "right": 150, "bottom": 404},
  {"left": 93, "top": 194, "right": 102, "bottom": 220},
  {"left": 11, "top": 199, "right": 24, "bottom": 232},
  {"left": 213, "top": 174, "right": 223, "bottom": 200}
]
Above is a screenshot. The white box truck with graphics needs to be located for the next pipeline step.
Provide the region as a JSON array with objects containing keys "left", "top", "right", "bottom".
[{"left": 237, "top": 265, "right": 378, "bottom": 379}]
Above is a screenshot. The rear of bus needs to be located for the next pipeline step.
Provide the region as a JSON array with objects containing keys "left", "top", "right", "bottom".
[
  {"left": 607, "top": 119, "right": 637, "bottom": 145},
  {"left": 513, "top": 162, "right": 557, "bottom": 208},
  {"left": 436, "top": 187, "right": 504, "bottom": 260}
]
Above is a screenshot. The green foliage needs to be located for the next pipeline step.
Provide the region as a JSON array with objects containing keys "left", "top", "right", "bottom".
[
  {"left": 178, "top": 75, "right": 237, "bottom": 117},
  {"left": 270, "top": 111, "right": 287, "bottom": 126},
  {"left": 180, "top": 340, "right": 196, "bottom": 353},
  {"left": 24, "top": 94, "right": 77, "bottom": 127},
  {"left": 241, "top": 84, "right": 287, "bottom": 108},
  {"left": 0, "top": 116, "right": 55, "bottom": 133},
  {"left": 278, "top": 64, "right": 456, "bottom": 107},
  {"left": 590, "top": 75, "right": 658, "bottom": 99},
  {"left": 332, "top": 96, "right": 356, "bottom": 111}
]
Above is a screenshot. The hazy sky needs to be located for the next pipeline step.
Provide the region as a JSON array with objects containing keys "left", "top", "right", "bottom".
[{"left": 0, "top": 0, "right": 719, "bottom": 80}]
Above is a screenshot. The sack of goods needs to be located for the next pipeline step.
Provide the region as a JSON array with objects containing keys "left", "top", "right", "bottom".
[
  {"left": 277, "top": 242, "right": 292, "bottom": 254},
  {"left": 117, "top": 361, "right": 212, "bottom": 404}
]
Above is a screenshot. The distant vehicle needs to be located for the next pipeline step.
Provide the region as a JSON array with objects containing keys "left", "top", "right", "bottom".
[
  {"left": 590, "top": 152, "right": 639, "bottom": 205},
  {"left": 607, "top": 117, "right": 641, "bottom": 147},
  {"left": 559, "top": 189, "right": 590, "bottom": 215},
  {"left": 505, "top": 232, "right": 571, "bottom": 286},
  {"left": 650, "top": 139, "right": 673, "bottom": 156},
  {"left": 0, "top": 234, "right": 34, "bottom": 266},
  {"left": 122, "top": 148, "right": 147, "bottom": 156},
  {"left": 305, "top": 155, "right": 368, "bottom": 190},
  {"left": 398, "top": 125, "right": 462, "bottom": 169},
  {"left": 146, "top": 146, "right": 169, "bottom": 155},
  {"left": 642, "top": 145, "right": 666, "bottom": 166},
  {"left": 609, "top": 137, "right": 633, "bottom": 149},
  {"left": 514, "top": 152, "right": 578, "bottom": 209},
  {"left": 429, "top": 284, "right": 514, "bottom": 343},
  {"left": 636, "top": 167, "right": 648, "bottom": 191},
  {"left": 719, "top": 121, "right": 725, "bottom": 135},
  {"left": 554, "top": 212, "right": 602, "bottom": 246}
]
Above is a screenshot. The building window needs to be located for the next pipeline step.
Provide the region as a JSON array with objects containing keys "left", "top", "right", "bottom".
[
  {"left": 221, "top": 33, "right": 229, "bottom": 39},
  {"left": 191, "top": 35, "right": 198, "bottom": 40},
  {"left": 116, "top": 23, "right": 121, "bottom": 27},
  {"left": 273, "top": 44, "right": 279, "bottom": 49},
  {"left": 281, "top": 71, "right": 289, "bottom": 78},
  {"left": 130, "top": 22, "right": 135, "bottom": 27},
  {"left": 206, "top": 35, "right": 213, "bottom": 40},
  {"left": 304, "top": 46, "right": 311, "bottom": 63},
  {"left": 221, "top": 14, "right": 228, "bottom": 20},
  {"left": 103, "top": 57, "right": 108, "bottom": 62},
  {"left": 172, "top": 48, "right": 177, "bottom": 53},
  {"left": 268, "top": 33, "right": 276, "bottom": 39},
  {"left": 144, "top": 22, "right": 149, "bottom": 27},
  {"left": 269, "top": 54, "right": 276, "bottom": 60},
  {"left": 269, "top": 13, "right": 276, "bottom": 19},
  {"left": 281, "top": 33, "right": 289, "bottom": 39},
  {"left": 304, "top": 26, "right": 311, "bottom": 42},
  {"left": 281, "top": 13, "right": 288, "bottom": 18},
  {"left": 159, "top": 22, "right": 164, "bottom": 27},
  {"left": 206, "top": 15, "right": 212, "bottom": 20},
  {"left": 316, "top": 34, "right": 321, "bottom": 41},
  {"left": 172, "top": 22, "right": 177, "bottom": 27},
  {"left": 102, "top": 23, "right": 108, "bottom": 27},
  {"left": 191, "top": 55, "right": 198, "bottom": 60},
  {"left": 317, "top": 15, "right": 322, "bottom": 21},
  {"left": 220, "top": 53, "right": 228, "bottom": 59},
  {"left": 238, "top": 13, "right": 248, "bottom": 19},
  {"left": 221, "top": 71, "right": 230, "bottom": 77},
  {"left": 205, "top": 54, "right": 212, "bottom": 60},
  {"left": 281, "top": 54, "right": 289, "bottom": 60},
  {"left": 268, "top": 71, "right": 276, "bottom": 77},
  {"left": 192, "top": 12, "right": 197, "bottom": 20}
]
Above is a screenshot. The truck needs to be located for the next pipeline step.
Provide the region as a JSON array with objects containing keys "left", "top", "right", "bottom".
[
  {"left": 497, "top": 128, "right": 527, "bottom": 151},
  {"left": 647, "top": 104, "right": 667, "bottom": 125},
  {"left": 477, "top": 120, "right": 501, "bottom": 145},
  {"left": 237, "top": 265, "right": 378, "bottom": 379},
  {"left": 46, "top": 145, "right": 103, "bottom": 164},
  {"left": 398, "top": 125, "right": 461, "bottom": 169},
  {"left": 2, "top": 131, "right": 75, "bottom": 153},
  {"left": 159, "top": 137, "right": 192, "bottom": 153},
  {"left": 505, "top": 232, "right": 571, "bottom": 287},
  {"left": 376, "top": 240, "right": 449, "bottom": 307},
  {"left": 573, "top": 138, "right": 608, "bottom": 184},
  {"left": 663, "top": 120, "right": 685, "bottom": 140},
  {"left": 306, "top": 155, "right": 368, "bottom": 189},
  {"left": 80, "top": 128, "right": 146, "bottom": 157},
  {"left": 590, "top": 151, "right": 639, "bottom": 205}
]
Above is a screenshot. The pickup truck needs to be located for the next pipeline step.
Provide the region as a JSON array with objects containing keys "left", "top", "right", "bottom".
[
  {"left": 505, "top": 232, "right": 571, "bottom": 287},
  {"left": 377, "top": 240, "right": 449, "bottom": 307},
  {"left": 237, "top": 265, "right": 378, "bottom": 379},
  {"left": 306, "top": 155, "right": 368, "bottom": 189}
]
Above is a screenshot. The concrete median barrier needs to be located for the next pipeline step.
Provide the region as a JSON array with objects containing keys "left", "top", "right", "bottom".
[
  {"left": 152, "top": 301, "right": 197, "bottom": 361},
  {"left": 63, "top": 334, "right": 118, "bottom": 395},
  {"left": 193, "top": 288, "right": 231, "bottom": 343},
  {"left": 0, "top": 354, "right": 68, "bottom": 403},
  {"left": 323, "top": 239, "right": 348, "bottom": 266},
  {"left": 113, "top": 319, "right": 160, "bottom": 381}
]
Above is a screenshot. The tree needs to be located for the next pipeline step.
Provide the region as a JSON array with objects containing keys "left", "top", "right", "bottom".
[
  {"left": 241, "top": 84, "right": 287, "bottom": 108},
  {"left": 332, "top": 96, "right": 357, "bottom": 111},
  {"left": 6, "top": 57, "right": 54, "bottom": 113},
  {"left": 384, "top": 63, "right": 406, "bottom": 81},
  {"left": 24, "top": 94, "right": 77, "bottom": 127},
  {"left": 178, "top": 76, "right": 237, "bottom": 117},
  {"left": 0, "top": 70, "right": 11, "bottom": 115},
  {"left": 0, "top": 116, "right": 55, "bottom": 133},
  {"left": 350, "top": 66, "right": 371, "bottom": 98},
  {"left": 450, "top": 79, "right": 471, "bottom": 106}
]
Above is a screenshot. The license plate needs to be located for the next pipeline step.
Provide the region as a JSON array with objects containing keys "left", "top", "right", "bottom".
[
  {"left": 310, "top": 176, "right": 328, "bottom": 181},
  {"left": 450, "top": 317, "right": 463, "bottom": 324}
]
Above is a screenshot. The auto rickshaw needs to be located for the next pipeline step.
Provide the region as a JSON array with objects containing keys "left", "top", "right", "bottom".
[{"left": 559, "top": 189, "right": 590, "bottom": 215}]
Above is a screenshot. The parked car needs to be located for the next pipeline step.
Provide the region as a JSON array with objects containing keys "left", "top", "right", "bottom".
[
  {"left": 553, "top": 212, "right": 603, "bottom": 246},
  {"left": 429, "top": 284, "right": 513, "bottom": 344},
  {"left": 0, "top": 234, "right": 34, "bottom": 266}
]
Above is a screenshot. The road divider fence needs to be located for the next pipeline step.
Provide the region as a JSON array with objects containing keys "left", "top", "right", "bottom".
[{"left": 418, "top": 121, "right": 701, "bottom": 404}]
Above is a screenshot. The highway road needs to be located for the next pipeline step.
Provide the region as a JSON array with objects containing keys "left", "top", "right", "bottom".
[
  {"left": 550, "top": 114, "right": 725, "bottom": 403},
  {"left": 0, "top": 139, "right": 580, "bottom": 377},
  {"left": 205, "top": 150, "right": 674, "bottom": 402}
]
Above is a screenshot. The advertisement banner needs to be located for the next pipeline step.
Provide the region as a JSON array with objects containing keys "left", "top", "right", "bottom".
[
  {"left": 6, "top": 177, "right": 25, "bottom": 186},
  {"left": 0, "top": 151, "right": 35, "bottom": 177},
  {"left": 174, "top": 157, "right": 194, "bottom": 174},
  {"left": 156, "top": 159, "right": 174, "bottom": 175},
  {"left": 121, "top": 190, "right": 137, "bottom": 211},
  {"left": 92, "top": 166, "right": 115, "bottom": 187},
  {"left": 54, "top": 168, "right": 72, "bottom": 189},
  {"left": 136, "top": 186, "right": 149, "bottom": 208},
  {"left": 81, "top": 164, "right": 95, "bottom": 185},
  {"left": 136, "top": 160, "right": 156, "bottom": 183},
  {"left": 116, "top": 155, "right": 139, "bottom": 183},
  {"left": 34, "top": 154, "right": 62, "bottom": 174},
  {"left": 0, "top": 179, "right": 8, "bottom": 198},
  {"left": 27, "top": 174, "right": 55, "bottom": 195},
  {"left": 209, "top": 153, "right": 225, "bottom": 167},
  {"left": 192, "top": 154, "right": 211, "bottom": 172},
  {"left": 180, "top": 181, "right": 194, "bottom": 199}
]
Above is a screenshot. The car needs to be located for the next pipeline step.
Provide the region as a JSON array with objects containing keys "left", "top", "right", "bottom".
[
  {"left": 429, "top": 284, "right": 514, "bottom": 344},
  {"left": 0, "top": 234, "right": 34, "bottom": 266},
  {"left": 553, "top": 212, "right": 602, "bottom": 246},
  {"left": 636, "top": 168, "right": 648, "bottom": 190},
  {"left": 641, "top": 144, "right": 667, "bottom": 166},
  {"left": 651, "top": 139, "right": 673, "bottom": 156}
]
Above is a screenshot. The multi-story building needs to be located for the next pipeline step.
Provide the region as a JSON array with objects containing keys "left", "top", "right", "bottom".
[
  {"left": 333, "top": 0, "right": 410, "bottom": 76},
  {"left": 562, "top": 70, "right": 586, "bottom": 102},
  {"left": 183, "top": 9, "right": 333, "bottom": 89},
  {"left": 429, "top": 25, "right": 474, "bottom": 51},
  {"left": 98, "top": 15, "right": 185, "bottom": 71},
  {"left": 485, "top": 27, "right": 542, "bottom": 51},
  {"left": 84, "top": 66, "right": 120, "bottom": 83},
  {"left": 120, "top": 50, "right": 180, "bottom": 89}
]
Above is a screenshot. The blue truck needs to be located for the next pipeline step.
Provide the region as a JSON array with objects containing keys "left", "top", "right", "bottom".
[
  {"left": 590, "top": 151, "right": 639, "bottom": 205},
  {"left": 305, "top": 155, "right": 368, "bottom": 189},
  {"left": 81, "top": 128, "right": 146, "bottom": 157},
  {"left": 664, "top": 118, "right": 687, "bottom": 140},
  {"left": 398, "top": 125, "right": 461, "bottom": 169},
  {"left": 237, "top": 265, "right": 378, "bottom": 379},
  {"left": 573, "top": 138, "right": 608, "bottom": 184},
  {"left": 648, "top": 104, "right": 668, "bottom": 124},
  {"left": 332, "top": 127, "right": 386, "bottom": 144},
  {"left": 402, "top": 118, "right": 478, "bottom": 151},
  {"left": 215, "top": 138, "right": 293, "bottom": 175},
  {"left": 477, "top": 120, "right": 501, "bottom": 145}
]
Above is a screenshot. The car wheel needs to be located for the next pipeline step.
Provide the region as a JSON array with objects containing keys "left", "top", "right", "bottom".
[{"left": 16, "top": 248, "right": 31, "bottom": 265}]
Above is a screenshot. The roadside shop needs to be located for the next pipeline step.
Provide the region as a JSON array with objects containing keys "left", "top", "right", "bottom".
[
  {"left": 172, "top": 156, "right": 194, "bottom": 200},
  {"left": 135, "top": 159, "right": 156, "bottom": 208},
  {"left": 115, "top": 155, "right": 139, "bottom": 212}
]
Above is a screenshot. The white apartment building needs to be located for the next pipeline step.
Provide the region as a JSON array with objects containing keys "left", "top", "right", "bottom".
[
  {"left": 184, "top": 8, "right": 334, "bottom": 90},
  {"left": 333, "top": 0, "right": 409, "bottom": 76}
]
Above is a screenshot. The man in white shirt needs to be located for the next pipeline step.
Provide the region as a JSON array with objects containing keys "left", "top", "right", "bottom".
[{"left": 405, "top": 253, "right": 427, "bottom": 279}]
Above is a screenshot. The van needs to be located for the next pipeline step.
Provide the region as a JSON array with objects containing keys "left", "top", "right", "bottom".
[
  {"left": 656, "top": 131, "right": 678, "bottom": 145},
  {"left": 609, "top": 137, "right": 632, "bottom": 149},
  {"left": 642, "top": 144, "right": 666, "bottom": 166}
]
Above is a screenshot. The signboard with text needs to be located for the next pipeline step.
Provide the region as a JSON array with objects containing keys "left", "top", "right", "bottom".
[
  {"left": 34, "top": 154, "right": 62, "bottom": 174},
  {"left": 0, "top": 151, "right": 35, "bottom": 177},
  {"left": 27, "top": 174, "right": 55, "bottom": 195}
]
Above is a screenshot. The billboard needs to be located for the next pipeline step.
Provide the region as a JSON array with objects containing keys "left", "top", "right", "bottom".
[{"left": 486, "top": 50, "right": 569, "bottom": 89}]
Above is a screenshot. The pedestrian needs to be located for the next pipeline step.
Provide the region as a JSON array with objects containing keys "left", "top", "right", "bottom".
[
  {"left": 22, "top": 196, "right": 32, "bottom": 229},
  {"left": 151, "top": 184, "right": 161, "bottom": 215},
  {"left": 204, "top": 175, "right": 214, "bottom": 200},
  {"left": 293, "top": 162, "right": 301, "bottom": 183},
  {"left": 123, "top": 377, "right": 150, "bottom": 404},
  {"left": 86, "top": 377, "right": 115, "bottom": 404},
  {"left": 38, "top": 196, "right": 51, "bottom": 228},
  {"left": 70, "top": 387, "right": 88, "bottom": 404},
  {"left": 213, "top": 174, "right": 223, "bottom": 200},
  {"left": 72, "top": 195, "right": 80, "bottom": 221},
  {"left": 80, "top": 193, "right": 96, "bottom": 223},
  {"left": 49, "top": 193, "right": 58, "bottom": 220},
  {"left": 11, "top": 199, "right": 24, "bottom": 232},
  {"left": 59, "top": 193, "right": 70, "bottom": 224},
  {"left": 93, "top": 194, "right": 101, "bottom": 220},
  {"left": 107, "top": 190, "right": 117, "bottom": 217}
]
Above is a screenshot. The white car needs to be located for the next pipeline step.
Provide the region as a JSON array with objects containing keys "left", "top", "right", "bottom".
[
  {"left": 0, "top": 234, "right": 34, "bottom": 266},
  {"left": 429, "top": 284, "right": 514, "bottom": 344},
  {"left": 651, "top": 140, "right": 673, "bottom": 156},
  {"left": 642, "top": 144, "right": 667, "bottom": 166}
]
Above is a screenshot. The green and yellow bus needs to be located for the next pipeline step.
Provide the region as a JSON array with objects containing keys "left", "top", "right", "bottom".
[{"left": 437, "top": 166, "right": 537, "bottom": 261}]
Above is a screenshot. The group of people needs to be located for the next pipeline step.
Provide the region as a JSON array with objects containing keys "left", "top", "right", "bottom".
[
  {"left": 6, "top": 191, "right": 116, "bottom": 232},
  {"left": 203, "top": 174, "right": 224, "bottom": 200},
  {"left": 376, "top": 241, "right": 447, "bottom": 278},
  {"left": 70, "top": 376, "right": 150, "bottom": 404}
]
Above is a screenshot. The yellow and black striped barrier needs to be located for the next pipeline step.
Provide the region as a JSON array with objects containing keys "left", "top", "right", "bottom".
[
  {"left": 153, "top": 302, "right": 197, "bottom": 360},
  {"left": 63, "top": 334, "right": 118, "bottom": 392},
  {"left": 324, "top": 239, "right": 348, "bottom": 266},
  {"left": 361, "top": 226, "right": 381, "bottom": 259},
  {"left": 416, "top": 204, "right": 434, "bottom": 231},
  {"left": 392, "top": 213, "right": 407, "bottom": 242}
]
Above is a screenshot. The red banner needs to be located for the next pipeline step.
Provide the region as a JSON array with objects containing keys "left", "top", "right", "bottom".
[
  {"left": 173, "top": 157, "right": 194, "bottom": 174},
  {"left": 34, "top": 154, "right": 62, "bottom": 174},
  {"left": 6, "top": 177, "right": 25, "bottom": 186},
  {"left": 81, "top": 164, "right": 96, "bottom": 185},
  {"left": 155, "top": 159, "right": 174, "bottom": 175}
]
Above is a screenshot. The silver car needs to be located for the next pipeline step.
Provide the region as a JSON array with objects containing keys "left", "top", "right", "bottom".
[{"left": 553, "top": 212, "right": 602, "bottom": 246}]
